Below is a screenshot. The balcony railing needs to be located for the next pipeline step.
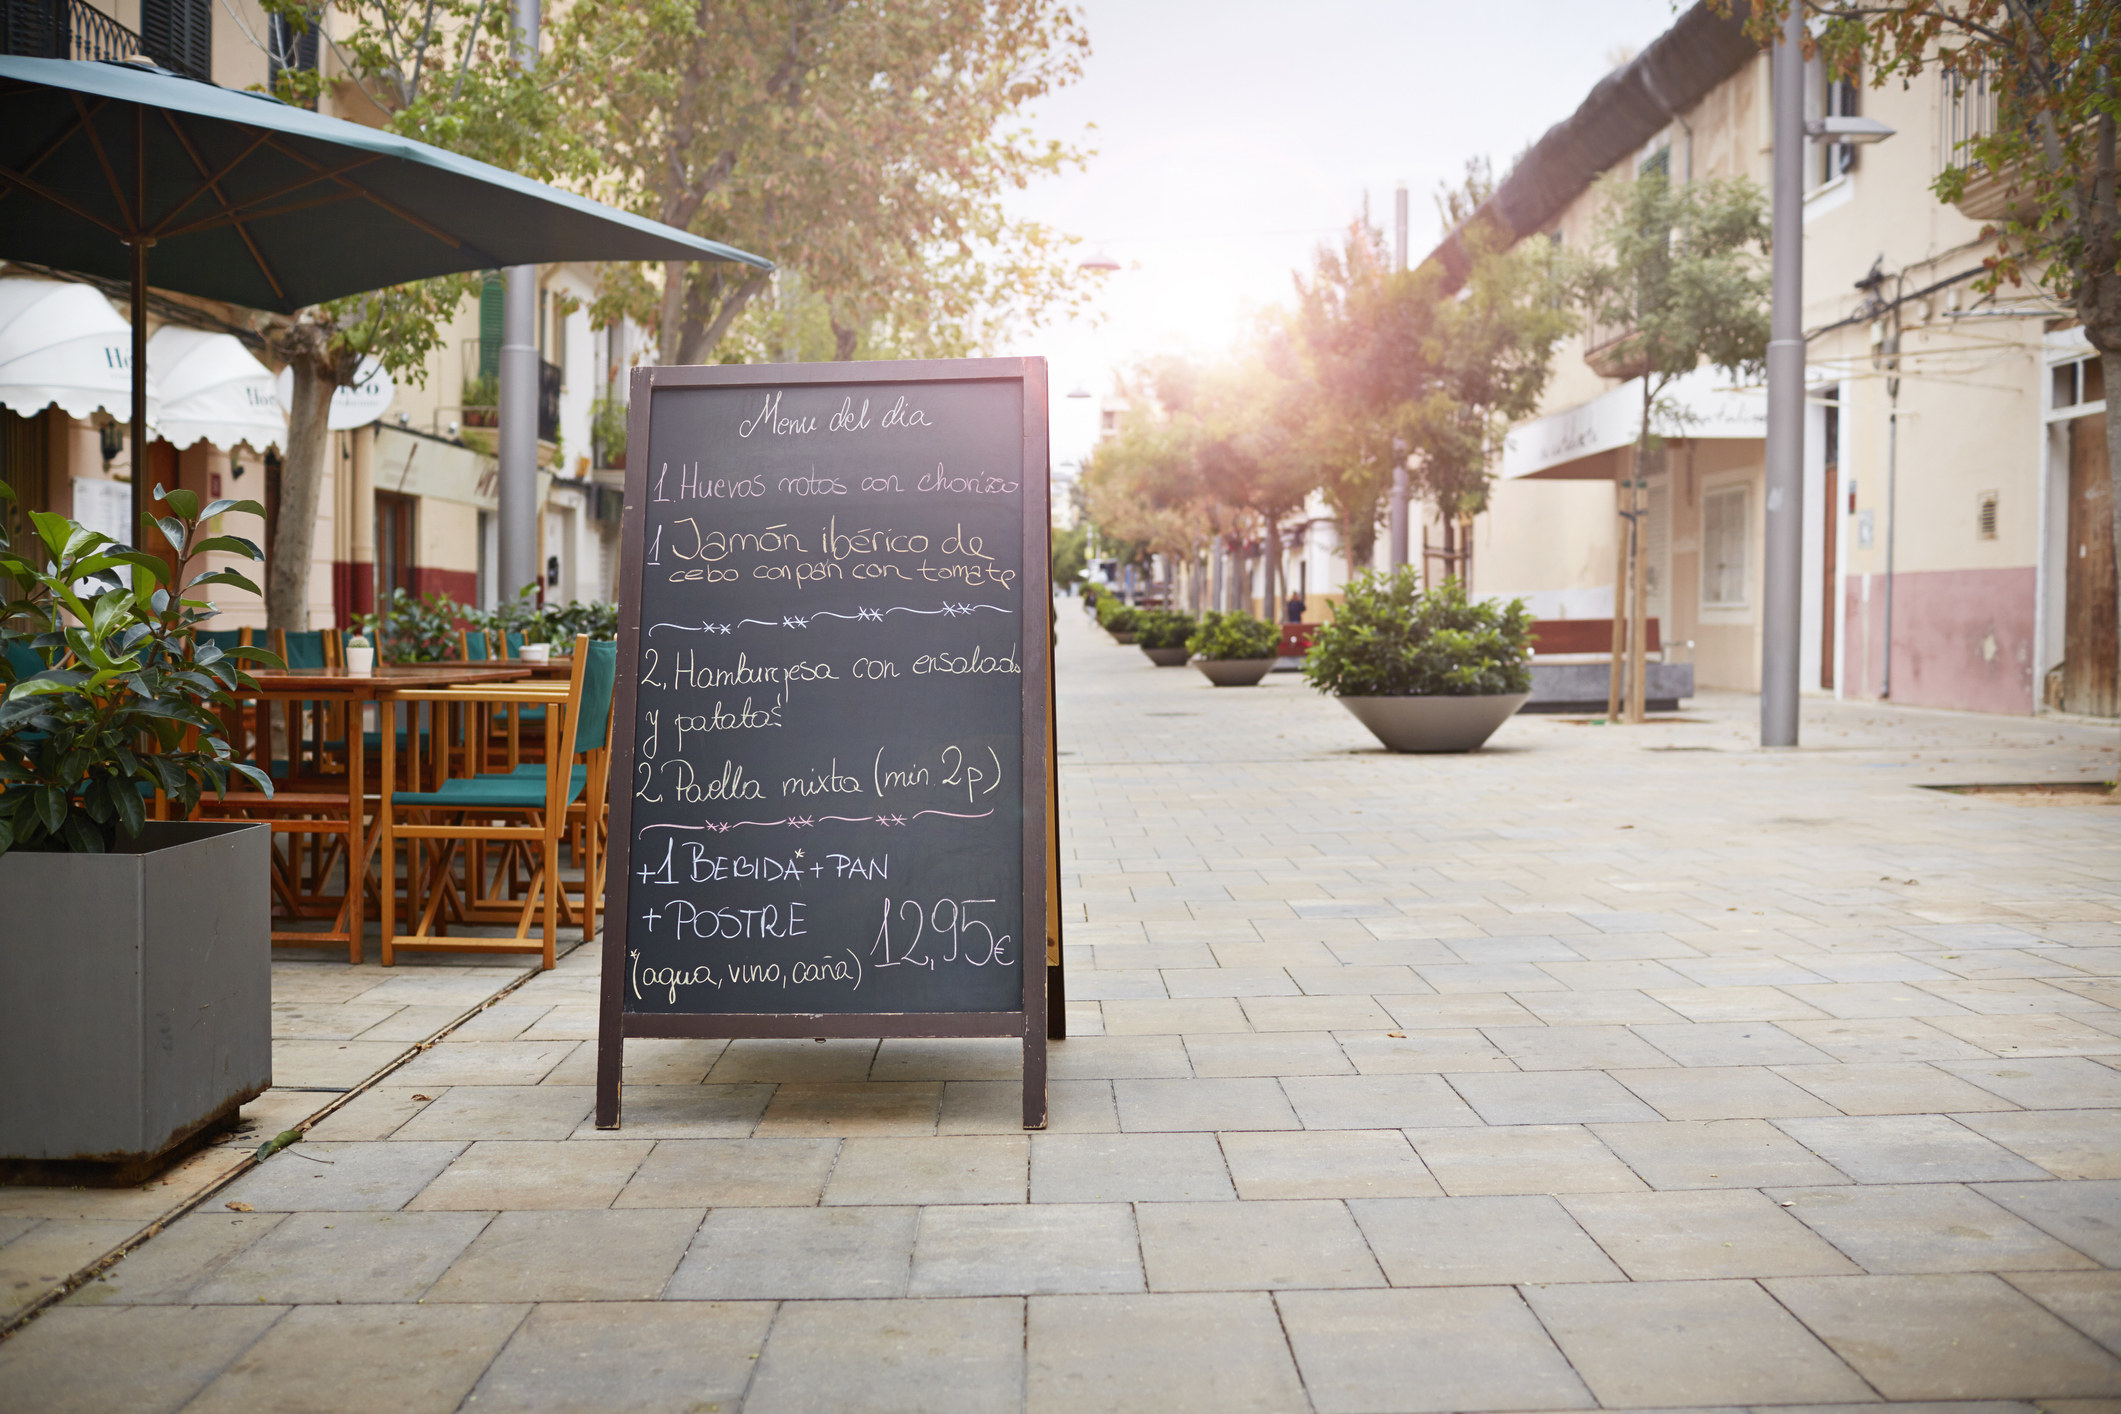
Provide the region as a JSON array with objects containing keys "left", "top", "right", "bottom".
[
  {"left": 1, "top": 0, "right": 207, "bottom": 80},
  {"left": 1582, "top": 315, "right": 1649, "bottom": 380}
]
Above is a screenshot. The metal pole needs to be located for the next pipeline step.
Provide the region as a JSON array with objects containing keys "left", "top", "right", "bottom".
[
  {"left": 130, "top": 106, "right": 148, "bottom": 549},
  {"left": 1761, "top": 3, "right": 1806, "bottom": 747},
  {"left": 1388, "top": 465, "right": 1409, "bottom": 570},
  {"left": 1394, "top": 182, "right": 1408, "bottom": 273},
  {"left": 496, "top": 0, "right": 541, "bottom": 605},
  {"left": 130, "top": 239, "right": 147, "bottom": 550},
  {"left": 1882, "top": 400, "right": 1899, "bottom": 698}
]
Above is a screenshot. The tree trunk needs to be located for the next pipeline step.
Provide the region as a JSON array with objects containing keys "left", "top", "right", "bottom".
[
  {"left": 1608, "top": 471, "right": 1628, "bottom": 719},
  {"left": 2108, "top": 350, "right": 2121, "bottom": 770},
  {"left": 268, "top": 352, "right": 337, "bottom": 631}
]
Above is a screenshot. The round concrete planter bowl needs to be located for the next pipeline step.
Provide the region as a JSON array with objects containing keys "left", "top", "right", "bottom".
[
  {"left": 1195, "top": 658, "right": 1274, "bottom": 687},
  {"left": 1141, "top": 646, "right": 1192, "bottom": 666},
  {"left": 1336, "top": 692, "right": 1530, "bottom": 752},
  {"left": 1109, "top": 631, "right": 1136, "bottom": 645}
]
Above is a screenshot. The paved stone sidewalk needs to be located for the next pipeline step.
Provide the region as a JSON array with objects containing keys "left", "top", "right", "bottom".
[
  {"left": 2, "top": 605, "right": 2118, "bottom": 1412},
  {"left": 0, "top": 953, "right": 565, "bottom": 1333}
]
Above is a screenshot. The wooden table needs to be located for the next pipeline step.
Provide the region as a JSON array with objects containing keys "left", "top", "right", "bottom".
[{"left": 218, "top": 663, "right": 533, "bottom": 960}]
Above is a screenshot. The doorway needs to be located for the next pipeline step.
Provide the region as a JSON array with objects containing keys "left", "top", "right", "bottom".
[
  {"left": 2061, "top": 415, "right": 2117, "bottom": 715},
  {"left": 376, "top": 490, "right": 417, "bottom": 604}
]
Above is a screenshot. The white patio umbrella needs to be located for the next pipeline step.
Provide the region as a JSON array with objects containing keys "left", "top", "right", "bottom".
[
  {"left": 146, "top": 325, "right": 286, "bottom": 453},
  {"left": 0, "top": 275, "right": 157, "bottom": 427}
]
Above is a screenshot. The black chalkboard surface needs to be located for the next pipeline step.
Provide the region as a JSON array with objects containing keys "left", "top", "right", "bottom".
[{"left": 597, "top": 359, "right": 1051, "bottom": 1130}]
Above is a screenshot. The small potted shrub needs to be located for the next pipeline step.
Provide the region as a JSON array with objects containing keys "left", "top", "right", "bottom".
[
  {"left": 1096, "top": 596, "right": 1139, "bottom": 644},
  {"left": 1188, "top": 610, "right": 1279, "bottom": 687},
  {"left": 1302, "top": 570, "right": 1532, "bottom": 752},
  {"left": 1134, "top": 610, "right": 1197, "bottom": 666},
  {"left": 0, "top": 485, "right": 280, "bottom": 1180}
]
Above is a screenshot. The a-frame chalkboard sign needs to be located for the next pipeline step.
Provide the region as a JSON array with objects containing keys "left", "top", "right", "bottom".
[{"left": 597, "top": 358, "right": 1052, "bottom": 1130}]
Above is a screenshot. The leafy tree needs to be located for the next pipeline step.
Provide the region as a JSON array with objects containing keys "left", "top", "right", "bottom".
[
  {"left": 252, "top": 0, "right": 574, "bottom": 630},
  {"left": 1049, "top": 522, "right": 1088, "bottom": 591},
  {"left": 1080, "top": 381, "right": 1220, "bottom": 610},
  {"left": 559, "top": 0, "right": 1094, "bottom": 365},
  {"left": 1745, "top": 0, "right": 2119, "bottom": 759},
  {"left": 1289, "top": 219, "right": 1410, "bottom": 574},
  {"left": 1574, "top": 169, "right": 1769, "bottom": 722}
]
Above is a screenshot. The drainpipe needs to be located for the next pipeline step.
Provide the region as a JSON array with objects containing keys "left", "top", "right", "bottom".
[
  {"left": 496, "top": 0, "right": 541, "bottom": 604},
  {"left": 1881, "top": 319, "right": 1902, "bottom": 698}
]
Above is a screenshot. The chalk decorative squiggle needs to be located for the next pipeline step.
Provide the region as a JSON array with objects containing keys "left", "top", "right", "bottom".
[
  {"left": 646, "top": 602, "right": 1012, "bottom": 636},
  {"left": 639, "top": 807, "right": 994, "bottom": 838}
]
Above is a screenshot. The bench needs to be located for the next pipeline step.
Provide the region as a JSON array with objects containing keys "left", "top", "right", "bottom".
[{"left": 1524, "top": 618, "right": 1693, "bottom": 714}]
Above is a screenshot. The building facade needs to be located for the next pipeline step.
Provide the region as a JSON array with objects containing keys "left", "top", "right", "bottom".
[
  {"left": 1446, "top": 4, "right": 2113, "bottom": 719},
  {"left": 0, "top": 1, "right": 639, "bottom": 632}
]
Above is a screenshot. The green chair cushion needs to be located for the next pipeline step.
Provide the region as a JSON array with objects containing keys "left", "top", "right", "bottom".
[{"left": 394, "top": 768, "right": 587, "bottom": 810}]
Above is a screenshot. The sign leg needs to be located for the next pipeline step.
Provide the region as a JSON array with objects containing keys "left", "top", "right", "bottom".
[{"left": 1022, "top": 1022, "right": 1048, "bottom": 1130}]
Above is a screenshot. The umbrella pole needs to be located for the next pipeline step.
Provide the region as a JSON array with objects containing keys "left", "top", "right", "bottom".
[
  {"left": 130, "top": 108, "right": 149, "bottom": 553},
  {"left": 131, "top": 237, "right": 147, "bottom": 551}
]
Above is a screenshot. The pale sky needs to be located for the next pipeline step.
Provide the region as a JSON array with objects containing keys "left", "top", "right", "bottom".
[{"left": 1000, "top": 0, "right": 1686, "bottom": 472}]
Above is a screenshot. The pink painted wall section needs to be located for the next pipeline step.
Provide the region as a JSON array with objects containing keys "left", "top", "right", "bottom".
[{"left": 1842, "top": 567, "right": 2036, "bottom": 715}]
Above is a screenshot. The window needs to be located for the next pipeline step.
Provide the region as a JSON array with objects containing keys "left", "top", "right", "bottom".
[
  {"left": 1702, "top": 486, "right": 1750, "bottom": 607},
  {"left": 1939, "top": 68, "right": 1998, "bottom": 179},
  {"left": 478, "top": 275, "right": 503, "bottom": 381},
  {"left": 376, "top": 491, "right": 417, "bottom": 601},
  {"left": 1638, "top": 145, "right": 1671, "bottom": 183},
  {"left": 1805, "top": 56, "right": 1860, "bottom": 191},
  {"left": 267, "top": 12, "right": 318, "bottom": 101},
  {"left": 141, "top": 0, "right": 211, "bottom": 81},
  {"left": 2052, "top": 355, "right": 2105, "bottom": 412}
]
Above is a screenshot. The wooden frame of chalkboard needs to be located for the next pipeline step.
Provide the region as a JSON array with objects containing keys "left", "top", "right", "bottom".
[{"left": 596, "top": 357, "right": 1052, "bottom": 1131}]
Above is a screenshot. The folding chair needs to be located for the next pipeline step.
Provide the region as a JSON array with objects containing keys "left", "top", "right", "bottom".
[{"left": 377, "top": 635, "right": 613, "bottom": 968}]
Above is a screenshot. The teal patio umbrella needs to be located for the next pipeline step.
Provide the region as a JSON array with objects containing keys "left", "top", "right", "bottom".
[{"left": 0, "top": 55, "right": 772, "bottom": 533}]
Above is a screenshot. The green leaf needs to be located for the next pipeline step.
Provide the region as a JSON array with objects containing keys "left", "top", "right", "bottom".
[
  {"left": 60, "top": 813, "right": 103, "bottom": 853},
  {"left": 190, "top": 535, "right": 265, "bottom": 560},
  {"left": 207, "top": 498, "right": 267, "bottom": 520},
  {"left": 229, "top": 761, "right": 275, "bottom": 797},
  {"left": 152, "top": 516, "right": 187, "bottom": 555},
  {"left": 35, "top": 785, "right": 64, "bottom": 834},
  {"left": 111, "top": 776, "right": 145, "bottom": 838},
  {"left": 159, "top": 486, "right": 201, "bottom": 520},
  {"left": 188, "top": 570, "right": 264, "bottom": 598}
]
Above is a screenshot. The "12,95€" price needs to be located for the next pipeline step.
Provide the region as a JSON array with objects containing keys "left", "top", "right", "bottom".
[{"left": 871, "top": 897, "right": 1014, "bottom": 969}]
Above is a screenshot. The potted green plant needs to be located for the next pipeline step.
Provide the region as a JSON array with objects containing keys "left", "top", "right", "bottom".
[
  {"left": 0, "top": 485, "right": 280, "bottom": 1180},
  {"left": 1096, "top": 596, "right": 1139, "bottom": 644},
  {"left": 1134, "top": 609, "right": 1197, "bottom": 666},
  {"left": 344, "top": 632, "right": 375, "bottom": 674},
  {"left": 1188, "top": 610, "right": 1280, "bottom": 687},
  {"left": 1302, "top": 570, "right": 1532, "bottom": 752}
]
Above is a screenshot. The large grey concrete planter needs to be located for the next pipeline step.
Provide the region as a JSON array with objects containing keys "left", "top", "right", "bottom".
[
  {"left": 1195, "top": 659, "right": 1274, "bottom": 687},
  {"left": 1337, "top": 692, "right": 1530, "bottom": 752},
  {"left": 0, "top": 821, "right": 271, "bottom": 1183},
  {"left": 1109, "top": 631, "right": 1136, "bottom": 645},
  {"left": 1141, "top": 646, "right": 1191, "bottom": 666}
]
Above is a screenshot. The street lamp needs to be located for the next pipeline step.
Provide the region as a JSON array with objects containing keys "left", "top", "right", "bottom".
[
  {"left": 1067, "top": 385, "right": 1093, "bottom": 399},
  {"left": 1804, "top": 115, "right": 1896, "bottom": 143},
  {"left": 1763, "top": 20, "right": 1893, "bottom": 748},
  {"left": 1078, "top": 250, "right": 1121, "bottom": 273}
]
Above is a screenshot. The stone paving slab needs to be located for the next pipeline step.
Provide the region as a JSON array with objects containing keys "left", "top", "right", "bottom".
[
  {"left": 0, "top": 953, "right": 554, "bottom": 1332},
  {"left": 5, "top": 605, "right": 2120, "bottom": 1408}
]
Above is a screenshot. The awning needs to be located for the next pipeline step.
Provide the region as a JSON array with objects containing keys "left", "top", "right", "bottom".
[
  {"left": 147, "top": 325, "right": 285, "bottom": 453},
  {"left": 1500, "top": 366, "right": 1772, "bottom": 480},
  {"left": 0, "top": 275, "right": 154, "bottom": 425},
  {"left": 375, "top": 423, "right": 500, "bottom": 509},
  {"left": 275, "top": 356, "right": 395, "bottom": 431}
]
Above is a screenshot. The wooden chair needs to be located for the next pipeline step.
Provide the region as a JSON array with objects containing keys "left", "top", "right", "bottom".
[{"left": 377, "top": 635, "right": 614, "bottom": 968}]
